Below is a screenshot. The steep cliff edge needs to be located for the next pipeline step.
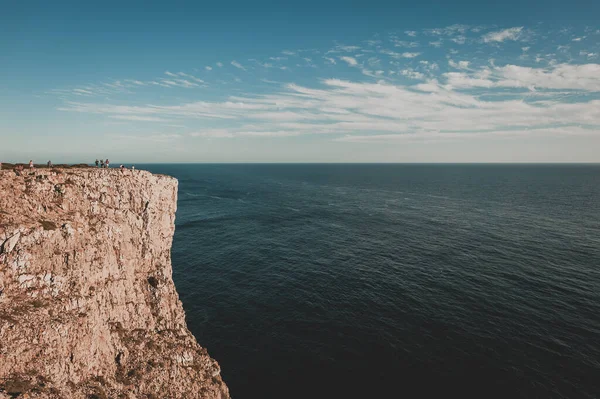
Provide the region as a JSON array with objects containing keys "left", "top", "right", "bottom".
[{"left": 0, "top": 168, "right": 230, "bottom": 399}]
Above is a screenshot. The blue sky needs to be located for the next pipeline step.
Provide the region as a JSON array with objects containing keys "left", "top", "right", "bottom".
[{"left": 1, "top": 0, "right": 599, "bottom": 163}]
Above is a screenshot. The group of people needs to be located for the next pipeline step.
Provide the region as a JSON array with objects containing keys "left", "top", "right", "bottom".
[
  {"left": 119, "top": 164, "right": 135, "bottom": 172},
  {"left": 95, "top": 159, "right": 110, "bottom": 168},
  {"left": 95, "top": 159, "right": 135, "bottom": 172}
]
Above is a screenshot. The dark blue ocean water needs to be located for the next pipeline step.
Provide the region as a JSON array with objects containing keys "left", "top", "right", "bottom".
[{"left": 143, "top": 164, "right": 600, "bottom": 399}]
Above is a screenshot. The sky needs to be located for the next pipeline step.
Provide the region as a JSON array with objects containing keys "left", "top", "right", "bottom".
[{"left": 1, "top": 0, "right": 599, "bottom": 163}]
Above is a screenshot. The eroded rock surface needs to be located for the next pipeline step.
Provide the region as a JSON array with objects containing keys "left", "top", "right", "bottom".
[{"left": 0, "top": 168, "right": 230, "bottom": 398}]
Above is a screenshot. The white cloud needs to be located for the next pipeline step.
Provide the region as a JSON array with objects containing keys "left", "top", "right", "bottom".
[
  {"left": 580, "top": 51, "right": 598, "bottom": 59},
  {"left": 496, "top": 63, "right": 600, "bottom": 90},
  {"left": 72, "top": 89, "right": 94, "bottom": 95},
  {"left": 340, "top": 56, "right": 358, "bottom": 66},
  {"left": 116, "top": 134, "right": 182, "bottom": 142},
  {"left": 52, "top": 27, "right": 600, "bottom": 148},
  {"left": 177, "top": 72, "right": 204, "bottom": 83},
  {"left": 205, "top": 66, "right": 213, "bottom": 71},
  {"left": 405, "top": 31, "right": 417, "bottom": 37},
  {"left": 381, "top": 50, "right": 420, "bottom": 59},
  {"left": 335, "top": 126, "right": 596, "bottom": 143},
  {"left": 443, "top": 63, "right": 600, "bottom": 92},
  {"left": 425, "top": 24, "right": 469, "bottom": 37},
  {"left": 393, "top": 41, "right": 419, "bottom": 48},
  {"left": 59, "top": 67, "right": 600, "bottom": 145},
  {"left": 448, "top": 60, "right": 470, "bottom": 69},
  {"left": 216, "top": 62, "right": 223, "bottom": 67},
  {"left": 450, "top": 36, "right": 467, "bottom": 45},
  {"left": 401, "top": 52, "right": 420, "bottom": 58},
  {"left": 231, "top": 61, "right": 246, "bottom": 70},
  {"left": 401, "top": 69, "right": 425, "bottom": 80},
  {"left": 159, "top": 78, "right": 200, "bottom": 88},
  {"left": 429, "top": 41, "right": 443, "bottom": 47},
  {"left": 333, "top": 45, "right": 361, "bottom": 52},
  {"left": 482, "top": 27, "right": 523, "bottom": 43},
  {"left": 124, "top": 80, "right": 145, "bottom": 86},
  {"left": 109, "top": 115, "right": 170, "bottom": 122}
]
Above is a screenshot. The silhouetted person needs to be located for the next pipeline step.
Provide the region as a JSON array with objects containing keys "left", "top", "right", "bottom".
[{"left": 95, "top": 159, "right": 99, "bottom": 167}]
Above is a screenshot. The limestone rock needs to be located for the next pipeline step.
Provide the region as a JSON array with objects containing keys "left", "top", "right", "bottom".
[
  {"left": 0, "top": 168, "right": 230, "bottom": 398},
  {"left": 1, "top": 232, "right": 20, "bottom": 254}
]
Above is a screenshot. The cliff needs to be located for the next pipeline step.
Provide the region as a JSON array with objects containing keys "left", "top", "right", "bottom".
[{"left": 0, "top": 167, "right": 230, "bottom": 399}]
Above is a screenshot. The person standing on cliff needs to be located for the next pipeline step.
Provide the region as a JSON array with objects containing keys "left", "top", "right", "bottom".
[
  {"left": 105, "top": 159, "right": 110, "bottom": 168},
  {"left": 47, "top": 160, "right": 53, "bottom": 168},
  {"left": 29, "top": 160, "right": 34, "bottom": 170},
  {"left": 95, "top": 159, "right": 99, "bottom": 167},
  {"left": 100, "top": 159, "right": 104, "bottom": 168}
]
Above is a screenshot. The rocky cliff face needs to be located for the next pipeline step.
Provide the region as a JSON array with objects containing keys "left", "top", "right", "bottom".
[{"left": 0, "top": 167, "right": 230, "bottom": 399}]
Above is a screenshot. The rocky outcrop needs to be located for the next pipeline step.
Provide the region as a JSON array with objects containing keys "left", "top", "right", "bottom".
[{"left": 0, "top": 168, "right": 230, "bottom": 398}]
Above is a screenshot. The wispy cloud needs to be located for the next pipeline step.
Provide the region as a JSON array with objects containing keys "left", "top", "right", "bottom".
[
  {"left": 448, "top": 60, "right": 470, "bottom": 69},
  {"left": 50, "top": 24, "right": 600, "bottom": 147},
  {"left": 231, "top": 60, "right": 246, "bottom": 70},
  {"left": 402, "top": 52, "right": 421, "bottom": 58},
  {"left": 426, "top": 24, "right": 470, "bottom": 36},
  {"left": 392, "top": 41, "right": 420, "bottom": 48},
  {"left": 109, "top": 115, "right": 171, "bottom": 122},
  {"left": 380, "top": 50, "right": 421, "bottom": 59},
  {"left": 340, "top": 56, "right": 358, "bottom": 66},
  {"left": 115, "top": 134, "right": 182, "bottom": 142},
  {"left": 330, "top": 45, "right": 362, "bottom": 53},
  {"left": 58, "top": 60, "right": 600, "bottom": 143},
  {"left": 444, "top": 63, "right": 600, "bottom": 91},
  {"left": 482, "top": 27, "right": 524, "bottom": 43}
]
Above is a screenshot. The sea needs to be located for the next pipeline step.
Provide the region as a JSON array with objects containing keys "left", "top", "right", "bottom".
[{"left": 142, "top": 164, "right": 600, "bottom": 399}]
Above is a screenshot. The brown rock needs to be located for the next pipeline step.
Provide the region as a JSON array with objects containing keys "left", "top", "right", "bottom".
[{"left": 0, "top": 168, "right": 230, "bottom": 398}]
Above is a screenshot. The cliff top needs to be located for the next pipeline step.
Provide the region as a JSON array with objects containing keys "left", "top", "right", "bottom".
[{"left": 0, "top": 166, "right": 176, "bottom": 238}]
